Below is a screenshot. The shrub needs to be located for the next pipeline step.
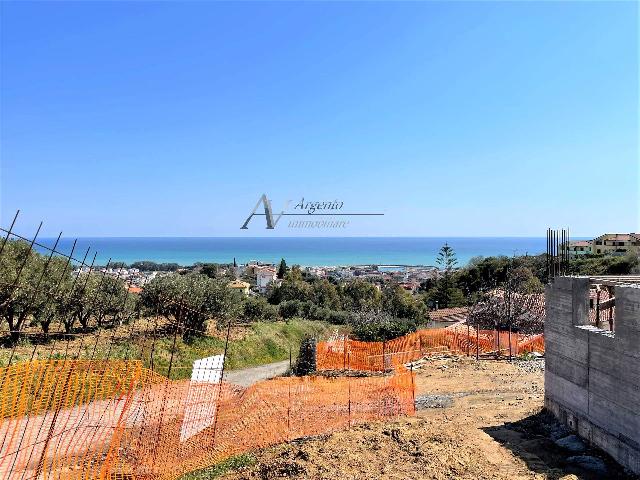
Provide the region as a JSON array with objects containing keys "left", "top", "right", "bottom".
[
  {"left": 278, "top": 299, "right": 303, "bottom": 319},
  {"left": 268, "top": 268, "right": 313, "bottom": 304},
  {"left": 307, "top": 305, "right": 331, "bottom": 321},
  {"left": 298, "top": 300, "right": 315, "bottom": 318},
  {"left": 341, "top": 279, "right": 382, "bottom": 311},
  {"left": 349, "top": 311, "right": 419, "bottom": 342},
  {"left": 327, "top": 310, "right": 350, "bottom": 325},
  {"left": 293, "top": 336, "right": 317, "bottom": 376},
  {"left": 242, "top": 297, "right": 278, "bottom": 322},
  {"left": 382, "top": 285, "right": 428, "bottom": 320}
]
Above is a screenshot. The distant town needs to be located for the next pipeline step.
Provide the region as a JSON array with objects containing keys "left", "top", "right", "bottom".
[
  {"left": 76, "top": 261, "right": 440, "bottom": 294},
  {"left": 72, "top": 232, "right": 640, "bottom": 295}
]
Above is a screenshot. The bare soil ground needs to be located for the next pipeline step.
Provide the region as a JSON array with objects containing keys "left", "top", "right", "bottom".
[{"left": 220, "top": 356, "right": 637, "bottom": 480}]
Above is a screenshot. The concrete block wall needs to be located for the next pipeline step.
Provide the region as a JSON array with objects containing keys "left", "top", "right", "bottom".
[{"left": 545, "top": 277, "right": 640, "bottom": 474}]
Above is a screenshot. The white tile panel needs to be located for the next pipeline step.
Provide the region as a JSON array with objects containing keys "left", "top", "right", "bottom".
[{"left": 180, "top": 354, "right": 225, "bottom": 442}]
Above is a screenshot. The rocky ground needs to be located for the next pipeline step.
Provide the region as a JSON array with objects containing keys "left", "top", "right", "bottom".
[{"left": 219, "top": 356, "right": 637, "bottom": 480}]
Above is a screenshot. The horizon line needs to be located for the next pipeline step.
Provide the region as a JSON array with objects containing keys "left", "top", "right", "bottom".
[{"left": 35, "top": 234, "right": 592, "bottom": 239}]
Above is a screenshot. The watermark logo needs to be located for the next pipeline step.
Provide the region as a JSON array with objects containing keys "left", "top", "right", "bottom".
[
  {"left": 240, "top": 194, "right": 290, "bottom": 229},
  {"left": 241, "top": 194, "right": 383, "bottom": 229}
]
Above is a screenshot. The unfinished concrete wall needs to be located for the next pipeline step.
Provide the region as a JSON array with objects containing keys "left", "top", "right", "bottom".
[{"left": 545, "top": 277, "right": 640, "bottom": 474}]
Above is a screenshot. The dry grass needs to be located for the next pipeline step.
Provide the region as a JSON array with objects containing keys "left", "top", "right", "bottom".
[{"left": 0, "top": 318, "right": 336, "bottom": 379}]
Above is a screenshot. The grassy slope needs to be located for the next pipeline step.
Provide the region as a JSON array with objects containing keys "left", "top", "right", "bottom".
[
  {"left": 117, "top": 318, "right": 334, "bottom": 379},
  {"left": 0, "top": 319, "right": 336, "bottom": 380}
]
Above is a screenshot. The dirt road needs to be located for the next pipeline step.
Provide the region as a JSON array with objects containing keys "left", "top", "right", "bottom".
[
  {"left": 0, "top": 359, "right": 290, "bottom": 479},
  {"left": 224, "top": 360, "right": 290, "bottom": 387},
  {"left": 4, "top": 357, "right": 635, "bottom": 480}
]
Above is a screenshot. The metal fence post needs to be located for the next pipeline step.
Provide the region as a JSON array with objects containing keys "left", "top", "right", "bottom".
[
  {"left": 347, "top": 351, "right": 351, "bottom": 428},
  {"left": 382, "top": 340, "right": 386, "bottom": 372},
  {"left": 343, "top": 335, "right": 347, "bottom": 370},
  {"left": 410, "top": 364, "right": 416, "bottom": 415},
  {"left": 287, "top": 378, "right": 292, "bottom": 441}
]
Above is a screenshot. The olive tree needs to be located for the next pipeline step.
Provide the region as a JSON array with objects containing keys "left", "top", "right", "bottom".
[
  {"left": 0, "top": 241, "right": 75, "bottom": 342},
  {"left": 382, "top": 285, "right": 427, "bottom": 321},
  {"left": 340, "top": 279, "right": 382, "bottom": 312},
  {"left": 141, "top": 273, "right": 242, "bottom": 340}
]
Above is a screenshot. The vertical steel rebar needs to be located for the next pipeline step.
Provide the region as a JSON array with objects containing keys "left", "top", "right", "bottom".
[{"left": 596, "top": 289, "right": 601, "bottom": 328}]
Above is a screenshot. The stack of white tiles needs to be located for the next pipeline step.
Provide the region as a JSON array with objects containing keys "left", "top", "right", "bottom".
[{"left": 180, "top": 354, "right": 225, "bottom": 442}]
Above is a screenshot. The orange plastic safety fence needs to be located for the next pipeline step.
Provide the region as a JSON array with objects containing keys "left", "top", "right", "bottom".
[
  {"left": 317, "top": 328, "right": 545, "bottom": 372},
  {"left": 0, "top": 359, "right": 146, "bottom": 480},
  {"left": 517, "top": 333, "right": 545, "bottom": 354},
  {"left": 0, "top": 361, "right": 414, "bottom": 480}
]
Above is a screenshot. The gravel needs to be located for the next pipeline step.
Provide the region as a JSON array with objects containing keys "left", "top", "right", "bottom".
[
  {"left": 414, "top": 394, "right": 457, "bottom": 409},
  {"left": 513, "top": 358, "right": 545, "bottom": 373}
]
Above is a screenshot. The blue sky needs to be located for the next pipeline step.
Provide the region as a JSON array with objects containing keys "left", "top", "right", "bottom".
[{"left": 1, "top": 1, "right": 637, "bottom": 238}]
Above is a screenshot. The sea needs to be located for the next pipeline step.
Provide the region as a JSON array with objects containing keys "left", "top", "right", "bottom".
[{"left": 35, "top": 237, "right": 548, "bottom": 268}]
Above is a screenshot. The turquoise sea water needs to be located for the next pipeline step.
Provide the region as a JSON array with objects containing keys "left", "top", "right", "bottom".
[{"left": 36, "top": 237, "right": 548, "bottom": 267}]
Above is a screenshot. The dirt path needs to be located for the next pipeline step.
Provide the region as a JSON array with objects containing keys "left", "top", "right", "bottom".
[
  {"left": 224, "top": 360, "right": 290, "bottom": 387},
  {"left": 4, "top": 357, "right": 635, "bottom": 480},
  {"left": 0, "top": 359, "right": 290, "bottom": 479},
  {"left": 0, "top": 394, "right": 131, "bottom": 479},
  {"left": 221, "top": 356, "right": 636, "bottom": 480}
]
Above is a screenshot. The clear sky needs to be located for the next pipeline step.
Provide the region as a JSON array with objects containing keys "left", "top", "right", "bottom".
[{"left": 1, "top": 1, "right": 638, "bottom": 238}]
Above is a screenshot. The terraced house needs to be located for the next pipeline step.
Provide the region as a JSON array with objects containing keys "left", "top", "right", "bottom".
[
  {"left": 563, "top": 234, "right": 640, "bottom": 257},
  {"left": 564, "top": 240, "right": 592, "bottom": 256},
  {"left": 592, "top": 233, "right": 640, "bottom": 255}
]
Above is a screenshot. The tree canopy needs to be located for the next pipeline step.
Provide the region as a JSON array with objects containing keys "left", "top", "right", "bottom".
[
  {"left": 140, "top": 273, "right": 242, "bottom": 339},
  {"left": 0, "top": 240, "right": 134, "bottom": 343},
  {"left": 277, "top": 258, "right": 288, "bottom": 279}
]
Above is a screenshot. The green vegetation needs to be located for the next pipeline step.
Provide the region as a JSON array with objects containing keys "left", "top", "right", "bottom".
[
  {"left": 130, "top": 260, "right": 180, "bottom": 272},
  {"left": 568, "top": 251, "right": 639, "bottom": 276},
  {"left": 242, "top": 296, "right": 278, "bottom": 321},
  {"left": 349, "top": 311, "right": 420, "bottom": 342},
  {"left": 420, "top": 249, "right": 638, "bottom": 309},
  {"left": 121, "top": 319, "right": 333, "bottom": 379},
  {"left": 264, "top": 268, "right": 429, "bottom": 341},
  {"left": 341, "top": 278, "right": 382, "bottom": 311},
  {"left": 433, "top": 243, "right": 463, "bottom": 308},
  {"left": 277, "top": 257, "right": 287, "bottom": 279},
  {"left": 382, "top": 285, "right": 425, "bottom": 320},
  {"left": 0, "top": 240, "right": 135, "bottom": 344},
  {"left": 140, "top": 274, "right": 242, "bottom": 340},
  {"left": 178, "top": 454, "right": 256, "bottom": 480},
  {"left": 2, "top": 236, "right": 637, "bottom": 356}
]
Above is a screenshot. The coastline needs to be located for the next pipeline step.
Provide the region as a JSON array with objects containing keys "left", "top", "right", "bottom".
[{"left": 35, "top": 236, "right": 552, "bottom": 267}]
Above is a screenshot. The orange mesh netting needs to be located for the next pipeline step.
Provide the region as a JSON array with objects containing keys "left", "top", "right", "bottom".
[
  {"left": 0, "top": 360, "right": 415, "bottom": 479},
  {"left": 317, "top": 327, "right": 545, "bottom": 372},
  {"left": 0, "top": 359, "right": 146, "bottom": 480}
]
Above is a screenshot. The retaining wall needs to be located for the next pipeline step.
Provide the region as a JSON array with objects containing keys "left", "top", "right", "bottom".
[{"left": 545, "top": 277, "right": 640, "bottom": 474}]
